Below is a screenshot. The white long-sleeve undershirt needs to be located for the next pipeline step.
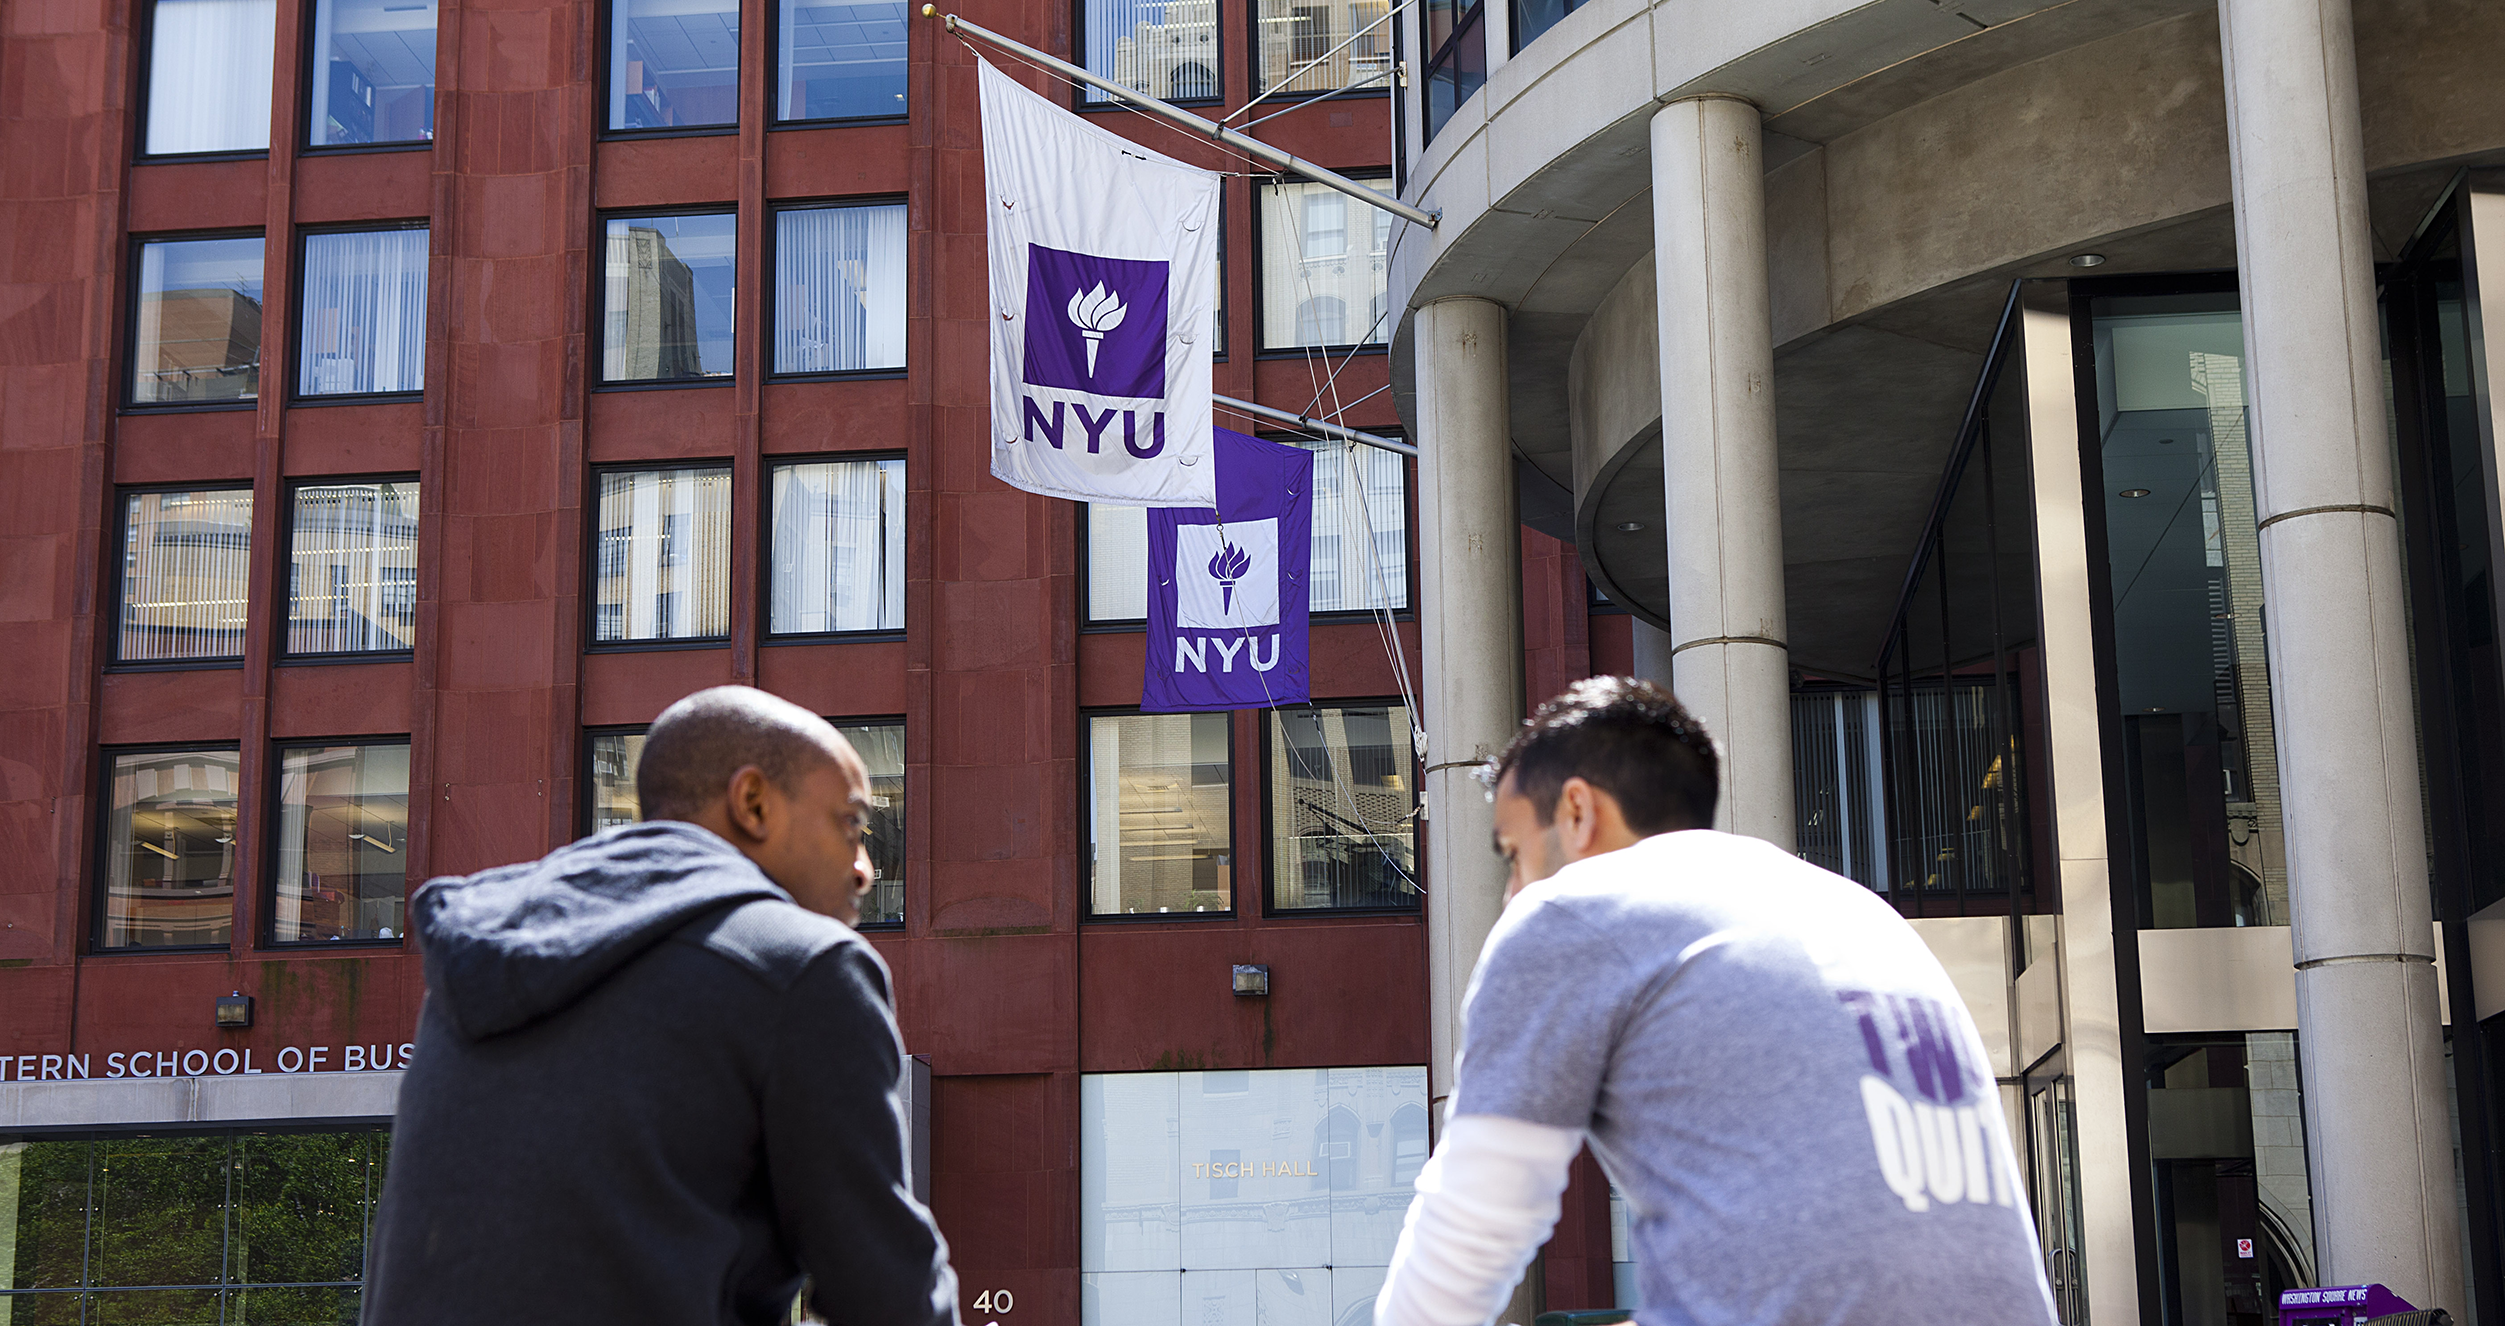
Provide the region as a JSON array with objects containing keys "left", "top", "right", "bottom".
[{"left": 1374, "top": 1113, "right": 1586, "bottom": 1326}]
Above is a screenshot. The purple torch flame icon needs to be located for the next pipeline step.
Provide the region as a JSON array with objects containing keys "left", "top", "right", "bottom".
[
  {"left": 1065, "top": 282, "right": 1129, "bottom": 377},
  {"left": 1208, "top": 542, "right": 1252, "bottom": 613}
]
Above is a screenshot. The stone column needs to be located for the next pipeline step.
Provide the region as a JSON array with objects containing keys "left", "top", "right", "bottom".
[
  {"left": 2218, "top": 0, "right": 2463, "bottom": 1308},
  {"left": 1630, "top": 619, "right": 1675, "bottom": 689},
  {"left": 1650, "top": 95, "right": 1794, "bottom": 849},
  {"left": 1413, "top": 295, "right": 1526, "bottom": 1122}
]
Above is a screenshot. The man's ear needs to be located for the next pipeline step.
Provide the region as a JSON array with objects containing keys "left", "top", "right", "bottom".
[
  {"left": 723, "top": 765, "right": 772, "bottom": 841},
  {"left": 1555, "top": 777, "right": 1599, "bottom": 852}
]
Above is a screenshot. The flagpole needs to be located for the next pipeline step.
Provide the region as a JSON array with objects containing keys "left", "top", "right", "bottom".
[
  {"left": 924, "top": 5, "right": 1440, "bottom": 230},
  {"left": 1214, "top": 393, "right": 1417, "bottom": 456}
]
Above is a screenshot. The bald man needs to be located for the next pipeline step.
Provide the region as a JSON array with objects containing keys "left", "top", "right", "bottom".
[{"left": 367, "top": 686, "right": 959, "bottom": 1326}]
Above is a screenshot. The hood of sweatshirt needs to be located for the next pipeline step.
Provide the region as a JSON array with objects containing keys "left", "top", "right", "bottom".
[{"left": 411, "top": 821, "right": 789, "bottom": 1040}]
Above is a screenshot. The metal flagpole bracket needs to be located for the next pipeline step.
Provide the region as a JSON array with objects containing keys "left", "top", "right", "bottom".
[
  {"left": 1215, "top": 393, "right": 1415, "bottom": 456},
  {"left": 924, "top": 5, "right": 1441, "bottom": 231}
]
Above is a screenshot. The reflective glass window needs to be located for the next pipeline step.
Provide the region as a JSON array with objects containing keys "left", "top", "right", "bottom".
[
  {"left": 1259, "top": 178, "right": 1392, "bottom": 350},
  {"left": 1253, "top": 0, "right": 1390, "bottom": 96},
  {"left": 144, "top": 0, "right": 276, "bottom": 155},
  {"left": 132, "top": 236, "right": 264, "bottom": 404},
  {"left": 298, "top": 227, "right": 429, "bottom": 396},
  {"left": 1086, "top": 712, "right": 1231, "bottom": 916},
  {"left": 1419, "top": 1, "right": 1481, "bottom": 145},
  {"left": 769, "top": 458, "right": 905, "bottom": 635},
  {"left": 840, "top": 721, "right": 905, "bottom": 926},
  {"left": 308, "top": 0, "right": 436, "bottom": 146},
  {"left": 608, "top": 0, "right": 738, "bottom": 130},
  {"left": 271, "top": 742, "right": 410, "bottom": 944},
  {"left": 99, "top": 748, "right": 239, "bottom": 950},
  {"left": 119, "top": 487, "right": 254, "bottom": 663},
  {"left": 1079, "top": 1066, "right": 1428, "bottom": 1324},
  {"left": 773, "top": 203, "right": 908, "bottom": 374},
  {"left": 1268, "top": 704, "right": 1416, "bottom": 910},
  {"left": 0, "top": 1129, "right": 389, "bottom": 1321},
  {"left": 601, "top": 212, "right": 736, "bottom": 382},
  {"left": 2143, "top": 1033, "right": 2315, "bottom": 1323},
  {"left": 777, "top": 0, "right": 907, "bottom": 120},
  {"left": 1081, "top": 0, "right": 1217, "bottom": 104},
  {"left": 2089, "top": 295, "right": 2284, "bottom": 929},
  {"left": 587, "top": 730, "right": 647, "bottom": 832},
  {"left": 287, "top": 481, "right": 419, "bottom": 656},
  {"left": 592, "top": 466, "right": 732, "bottom": 643},
  {"left": 1085, "top": 503, "right": 1151, "bottom": 623}
]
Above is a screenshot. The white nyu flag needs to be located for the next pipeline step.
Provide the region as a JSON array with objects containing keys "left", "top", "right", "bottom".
[{"left": 981, "top": 57, "right": 1220, "bottom": 507}]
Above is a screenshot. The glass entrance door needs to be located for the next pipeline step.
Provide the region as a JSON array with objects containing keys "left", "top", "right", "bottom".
[{"left": 2027, "top": 1055, "right": 2087, "bottom": 1325}]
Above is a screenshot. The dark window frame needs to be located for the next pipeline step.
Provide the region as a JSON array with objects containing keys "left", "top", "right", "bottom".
[
  {"left": 1249, "top": 170, "right": 1398, "bottom": 357},
  {"left": 124, "top": 228, "right": 270, "bottom": 414},
  {"left": 297, "top": 0, "right": 441, "bottom": 153},
  {"left": 1243, "top": 0, "right": 1396, "bottom": 106},
  {"left": 108, "top": 479, "right": 258, "bottom": 671},
  {"left": 90, "top": 740, "right": 246, "bottom": 955},
  {"left": 1258, "top": 426, "right": 1418, "bottom": 620},
  {"left": 591, "top": 204, "right": 742, "bottom": 390},
  {"left": 768, "top": 0, "right": 912, "bottom": 128},
  {"left": 582, "top": 458, "right": 738, "bottom": 652},
  {"left": 759, "top": 449, "right": 910, "bottom": 642},
  {"left": 260, "top": 733, "right": 413, "bottom": 949},
  {"left": 597, "top": 0, "right": 744, "bottom": 139},
  {"left": 132, "top": 0, "right": 277, "bottom": 164},
  {"left": 763, "top": 195, "right": 913, "bottom": 382},
  {"left": 831, "top": 713, "right": 908, "bottom": 930},
  {"left": 1079, "top": 705, "right": 1239, "bottom": 921},
  {"left": 288, "top": 219, "right": 432, "bottom": 406},
  {"left": 1258, "top": 697, "right": 1422, "bottom": 916},
  {"left": 277, "top": 471, "right": 422, "bottom": 664},
  {"left": 1072, "top": 0, "right": 1226, "bottom": 113},
  {"left": 580, "top": 723, "right": 651, "bottom": 838}
]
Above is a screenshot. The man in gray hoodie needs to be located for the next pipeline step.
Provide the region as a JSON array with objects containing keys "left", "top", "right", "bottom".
[{"left": 365, "top": 686, "right": 958, "bottom": 1326}]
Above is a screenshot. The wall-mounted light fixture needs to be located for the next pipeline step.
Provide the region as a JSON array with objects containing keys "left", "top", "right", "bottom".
[
  {"left": 1614, "top": 521, "right": 1645, "bottom": 533},
  {"left": 214, "top": 991, "right": 254, "bottom": 1029},
  {"left": 1232, "top": 964, "right": 1270, "bottom": 997},
  {"left": 2070, "top": 253, "right": 2107, "bottom": 268},
  {"left": 2119, "top": 488, "right": 2151, "bottom": 499}
]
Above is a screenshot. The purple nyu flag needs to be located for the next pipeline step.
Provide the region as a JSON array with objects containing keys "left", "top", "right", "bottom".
[{"left": 1143, "top": 430, "right": 1311, "bottom": 712}]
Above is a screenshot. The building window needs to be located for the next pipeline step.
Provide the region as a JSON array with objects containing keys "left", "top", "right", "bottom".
[
  {"left": 1079, "top": 1067, "right": 1428, "bottom": 1323},
  {"left": 592, "top": 466, "right": 731, "bottom": 644},
  {"left": 132, "top": 235, "right": 264, "bottom": 405},
  {"left": 841, "top": 721, "right": 905, "bottom": 926},
  {"left": 582, "top": 721, "right": 905, "bottom": 927},
  {"left": 586, "top": 729, "right": 647, "bottom": 831},
  {"left": 99, "top": 747, "right": 240, "bottom": 950},
  {"left": 287, "top": 480, "right": 419, "bottom": 656},
  {"left": 297, "top": 226, "right": 429, "bottom": 397},
  {"left": 308, "top": 0, "right": 436, "bottom": 146},
  {"left": 144, "top": 0, "right": 276, "bottom": 155},
  {"left": 2143, "top": 1033, "right": 2316, "bottom": 1322},
  {"left": 773, "top": 203, "right": 908, "bottom": 375},
  {"left": 1418, "top": 0, "right": 1482, "bottom": 143},
  {"left": 607, "top": 0, "right": 738, "bottom": 130},
  {"left": 1268, "top": 703, "right": 1417, "bottom": 910},
  {"left": 777, "top": 0, "right": 907, "bottom": 121},
  {"left": 118, "top": 487, "right": 254, "bottom": 664},
  {"left": 1259, "top": 178, "right": 1391, "bottom": 351},
  {"left": 1081, "top": 0, "right": 1218, "bottom": 105},
  {"left": 769, "top": 457, "right": 905, "bottom": 635},
  {"left": 1507, "top": 0, "right": 1579, "bottom": 55},
  {"left": 1087, "top": 712, "right": 1231, "bottom": 916},
  {"left": 600, "top": 212, "right": 737, "bottom": 383},
  {"left": 1254, "top": 0, "right": 1390, "bottom": 97},
  {"left": 270, "top": 741, "right": 410, "bottom": 944},
  {"left": 0, "top": 1128, "right": 391, "bottom": 1317},
  {"left": 1086, "top": 437, "right": 1403, "bottom": 622},
  {"left": 1291, "top": 435, "right": 1407, "bottom": 611}
]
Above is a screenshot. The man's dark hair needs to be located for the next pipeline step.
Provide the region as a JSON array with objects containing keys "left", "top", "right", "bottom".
[
  {"left": 637, "top": 686, "right": 850, "bottom": 822},
  {"left": 1482, "top": 677, "right": 1719, "bottom": 834}
]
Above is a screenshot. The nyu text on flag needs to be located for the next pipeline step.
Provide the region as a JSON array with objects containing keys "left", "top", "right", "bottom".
[
  {"left": 1144, "top": 429, "right": 1311, "bottom": 712},
  {"left": 981, "top": 57, "right": 1220, "bottom": 507}
]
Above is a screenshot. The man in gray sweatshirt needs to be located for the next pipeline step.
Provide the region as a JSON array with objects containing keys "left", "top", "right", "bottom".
[{"left": 366, "top": 686, "right": 958, "bottom": 1326}]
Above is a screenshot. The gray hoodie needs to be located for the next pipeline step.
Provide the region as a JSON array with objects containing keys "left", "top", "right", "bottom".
[{"left": 364, "top": 821, "right": 958, "bottom": 1326}]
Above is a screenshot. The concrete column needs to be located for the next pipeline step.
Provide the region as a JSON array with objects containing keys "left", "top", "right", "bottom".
[
  {"left": 2218, "top": 0, "right": 2464, "bottom": 1310},
  {"left": 1649, "top": 95, "right": 1794, "bottom": 850},
  {"left": 1413, "top": 295, "right": 1526, "bottom": 1119},
  {"left": 1629, "top": 619, "right": 1674, "bottom": 690}
]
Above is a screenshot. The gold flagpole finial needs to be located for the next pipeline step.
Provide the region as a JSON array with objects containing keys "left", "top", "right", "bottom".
[{"left": 920, "top": 4, "right": 936, "bottom": 15}]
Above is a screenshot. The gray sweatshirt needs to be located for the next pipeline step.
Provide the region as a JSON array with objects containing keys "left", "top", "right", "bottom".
[{"left": 364, "top": 821, "right": 958, "bottom": 1326}]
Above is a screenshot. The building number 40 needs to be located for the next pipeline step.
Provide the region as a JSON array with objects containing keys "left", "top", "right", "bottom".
[{"left": 972, "top": 1289, "right": 1015, "bottom": 1315}]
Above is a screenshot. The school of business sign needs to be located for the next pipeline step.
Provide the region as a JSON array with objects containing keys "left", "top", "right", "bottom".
[{"left": 0, "top": 1038, "right": 415, "bottom": 1082}]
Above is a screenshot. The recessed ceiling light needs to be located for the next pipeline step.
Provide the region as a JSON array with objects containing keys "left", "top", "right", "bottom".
[
  {"left": 1615, "top": 521, "right": 1645, "bottom": 532},
  {"left": 2071, "top": 253, "right": 2107, "bottom": 268},
  {"left": 2120, "top": 488, "right": 2151, "bottom": 498}
]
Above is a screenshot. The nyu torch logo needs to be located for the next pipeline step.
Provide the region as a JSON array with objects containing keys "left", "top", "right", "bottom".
[
  {"left": 1173, "top": 522, "right": 1281, "bottom": 673},
  {"left": 1208, "top": 542, "right": 1251, "bottom": 613},
  {"left": 1019, "top": 244, "right": 1170, "bottom": 457}
]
